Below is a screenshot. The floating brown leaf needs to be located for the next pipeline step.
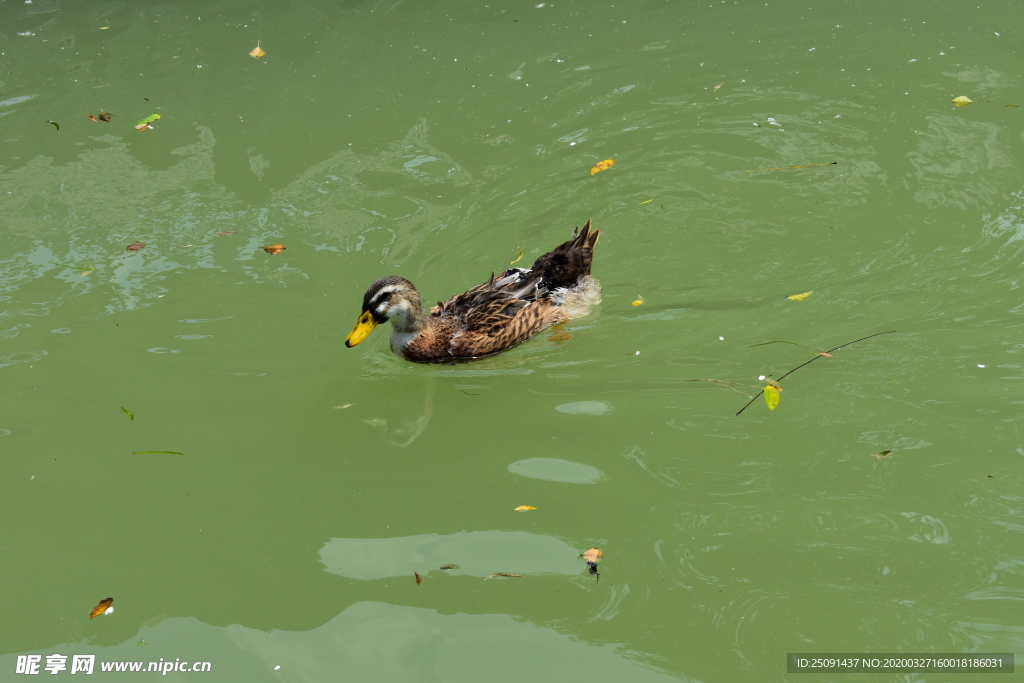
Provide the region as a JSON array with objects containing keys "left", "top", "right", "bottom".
[
  {"left": 414, "top": 572, "right": 422, "bottom": 585},
  {"left": 440, "top": 564, "right": 460, "bottom": 570},
  {"left": 126, "top": 242, "right": 145, "bottom": 251},
  {"left": 98, "top": 111, "right": 113, "bottom": 122},
  {"left": 85, "top": 112, "right": 100, "bottom": 122},
  {"left": 89, "top": 597, "right": 114, "bottom": 619},
  {"left": 262, "top": 244, "right": 286, "bottom": 254},
  {"left": 872, "top": 450, "right": 892, "bottom": 459}
]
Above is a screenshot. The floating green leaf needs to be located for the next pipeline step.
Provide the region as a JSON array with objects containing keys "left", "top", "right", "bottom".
[
  {"left": 136, "top": 113, "right": 161, "bottom": 126},
  {"left": 120, "top": 406, "right": 134, "bottom": 420},
  {"left": 132, "top": 451, "right": 184, "bottom": 455}
]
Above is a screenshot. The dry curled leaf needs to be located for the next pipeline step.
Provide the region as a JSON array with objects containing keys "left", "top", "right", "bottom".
[
  {"left": 950, "top": 95, "right": 973, "bottom": 107},
  {"left": 786, "top": 290, "right": 814, "bottom": 301},
  {"left": 262, "top": 244, "right": 286, "bottom": 254},
  {"left": 250, "top": 41, "right": 266, "bottom": 58},
  {"left": 590, "top": 159, "right": 615, "bottom": 175},
  {"left": 126, "top": 242, "right": 145, "bottom": 251},
  {"left": 513, "top": 505, "right": 537, "bottom": 511},
  {"left": 414, "top": 572, "right": 422, "bottom": 585},
  {"left": 89, "top": 597, "right": 114, "bottom": 619}
]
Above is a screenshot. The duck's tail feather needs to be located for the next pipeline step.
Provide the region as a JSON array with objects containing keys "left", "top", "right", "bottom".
[{"left": 529, "top": 219, "right": 599, "bottom": 291}]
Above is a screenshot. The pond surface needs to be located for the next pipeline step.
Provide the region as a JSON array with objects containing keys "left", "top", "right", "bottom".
[{"left": 2, "top": 0, "right": 1023, "bottom": 680}]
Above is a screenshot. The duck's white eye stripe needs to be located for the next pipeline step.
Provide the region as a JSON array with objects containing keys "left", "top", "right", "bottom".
[
  {"left": 373, "top": 284, "right": 404, "bottom": 298},
  {"left": 375, "top": 302, "right": 389, "bottom": 316}
]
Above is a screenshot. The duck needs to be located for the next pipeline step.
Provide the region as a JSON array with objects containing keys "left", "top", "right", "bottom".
[{"left": 345, "top": 220, "right": 601, "bottom": 362}]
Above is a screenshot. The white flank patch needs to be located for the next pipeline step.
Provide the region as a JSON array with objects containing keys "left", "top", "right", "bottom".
[{"left": 557, "top": 276, "right": 602, "bottom": 319}]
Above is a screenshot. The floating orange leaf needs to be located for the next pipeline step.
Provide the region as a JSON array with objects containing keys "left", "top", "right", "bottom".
[
  {"left": 250, "top": 41, "right": 266, "bottom": 58},
  {"left": 126, "top": 242, "right": 145, "bottom": 251},
  {"left": 262, "top": 244, "right": 286, "bottom": 254},
  {"left": 85, "top": 112, "right": 100, "bottom": 122},
  {"left": 514, "top": 505, "right": 537, "bottom": 511},
  {"left": 580, "top": 547, "right": 602, "bottom": 581},
  {"left": 414, "top": 572, "right": 422, "bottom": 585},
  {"left": 590, "top": 159, "right": 615, "bottom": 175},
  {"left": 89, "top": 597, "right": 114, "bottom": 619}
]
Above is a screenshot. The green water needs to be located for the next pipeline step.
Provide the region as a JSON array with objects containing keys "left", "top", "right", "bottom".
[{"left": 2, "top": 0, "right": 1023, "bottom": 680}]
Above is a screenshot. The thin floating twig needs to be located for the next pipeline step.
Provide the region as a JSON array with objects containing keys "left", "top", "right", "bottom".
[
  {"left": 735, "top": 330, "right": 897, "bottom": 416},
  {"left": 746, "top": 161, "right": 837, "bottom": 173}
]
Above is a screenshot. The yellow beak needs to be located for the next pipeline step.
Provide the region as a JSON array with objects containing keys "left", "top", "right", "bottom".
[{"left": 345, "top": 311, "right": 377, "bottom": 347}]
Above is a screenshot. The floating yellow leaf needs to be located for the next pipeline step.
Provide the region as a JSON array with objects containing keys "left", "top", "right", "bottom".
[
  {"left": 590, "top": 159, "right": 615, "bottom": 175},
  {"left": 509, "top": 247, "right": 523, "bottom": 266},
  {"left": 640, "top": 199, "right": 654, "bottom": 204},
  {"left": 786, "top": 290, "right": 814, "bottom": 301},
  {"left": 249, "top": 41, "right": 266, "bottom": 58},
  {"left": 514, "top": 505, "right": 537, "bottom": 511},
  {"left": 763, "top": 384, "right": 780, "bottom": 411},
  {"left": 631, "top": 297, "right": 644, "bottom": 307},
  {"left": 89, "top": 597, "right": 114, "bottom": 619},
  {"left": 950, "top": 95, "right": 973, "bottom": 107}
]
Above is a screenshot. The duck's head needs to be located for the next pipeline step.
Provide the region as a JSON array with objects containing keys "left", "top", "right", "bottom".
[{"left": 345, "top": 276, "right": 424, "bottom": 347}]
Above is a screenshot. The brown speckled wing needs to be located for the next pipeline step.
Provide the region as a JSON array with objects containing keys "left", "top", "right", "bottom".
[{"left": 451, "top": 299, "right": 564, "bottom": 358}]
